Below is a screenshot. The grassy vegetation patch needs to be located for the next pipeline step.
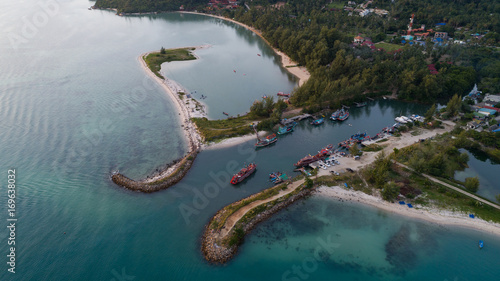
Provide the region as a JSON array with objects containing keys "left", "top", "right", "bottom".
[
  {"left": 211, "top": 183, "right": 286, "bottom": 231},
  {"left": 192, "top": 116, "right": 265, "bottom": 142},
  {"left": 374, "top": 42, "right": 402, "bottom": 52},
  {"left": 144, "top": 48, "right": 196, "bottom": 79},
  {"left": 362, "top": 144, "right": 385, "bottom": 152}
]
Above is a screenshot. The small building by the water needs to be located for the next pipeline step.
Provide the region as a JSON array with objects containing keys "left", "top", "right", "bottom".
[{"left": 478, "top": 108, "right": 498, "bottom": 117}]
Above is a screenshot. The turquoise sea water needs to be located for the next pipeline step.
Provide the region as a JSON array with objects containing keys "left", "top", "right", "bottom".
[{"left": 0, "top": 1, "right": 499, "bottom": 280}]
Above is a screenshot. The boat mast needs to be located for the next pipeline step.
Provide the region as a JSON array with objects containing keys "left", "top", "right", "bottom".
[{"left": 252, "top": 123, "right": 261, "bottom": 141}]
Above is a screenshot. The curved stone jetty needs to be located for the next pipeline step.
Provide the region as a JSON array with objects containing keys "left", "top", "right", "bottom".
[{"left": 201, "top": 179, "right": 313, "bottom": 263}]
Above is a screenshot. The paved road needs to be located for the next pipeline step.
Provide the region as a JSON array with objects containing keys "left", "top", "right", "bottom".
[{"left": 394, "top": 161, "right": 500, "bottom": 210}]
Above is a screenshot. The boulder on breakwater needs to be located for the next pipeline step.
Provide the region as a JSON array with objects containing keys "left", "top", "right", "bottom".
[
  {"left": 201, "top": 187, "right": 313, "bottom": 264},
  {"left": 111, "top": 149, "right": 198, "bottom": 193}
]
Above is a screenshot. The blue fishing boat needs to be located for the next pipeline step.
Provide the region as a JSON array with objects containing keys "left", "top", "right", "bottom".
[
  {"left": 310, "top": 117, "right": 324, "bottom": 125},
  {"left": 479, "top": 240, "right": 484, "bottom": 249},
  {"left": 337, "top": 110, "right": 349, "bottom": 121},
  {"left": 277, "top": 122, "right": 297, "bottom": 135}
]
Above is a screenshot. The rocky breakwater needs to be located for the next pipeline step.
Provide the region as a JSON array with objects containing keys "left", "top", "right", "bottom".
[
  {"left": 201, "top": 182, "right": 314, "bottom": 263},
  {"left": 111, "top": 148, "right": 199, "bottom": 192}
]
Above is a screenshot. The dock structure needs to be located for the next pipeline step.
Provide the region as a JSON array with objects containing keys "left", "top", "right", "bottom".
[
  {"left": 361, "top": 134, "right": 390, "bottom": 146},
  {"left": 281, "top": 114, "right": 312, "bottom": 125}
]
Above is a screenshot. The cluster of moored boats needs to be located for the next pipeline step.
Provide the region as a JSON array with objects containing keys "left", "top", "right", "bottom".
[
  {"left": 269, "top": 172, "right": 288, "bottom": 185},
  {"left": 234, "top": 100, "right": 426, "bottom": 185},
  {"left": 294, "top": 144, "right": 334, "bottom": 167},
  {"left": 338, "top": 132, "right": 371, "bottom": 148},
  {"left": 394, "top": 114, "right": 425, "bottom": 124},
  {"left": 330, "top": 108, "right": 350, "bottom": 121}
]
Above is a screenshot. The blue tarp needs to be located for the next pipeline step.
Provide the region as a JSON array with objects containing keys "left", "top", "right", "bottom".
[
  {"left": 407, "top": 203, "right": 413, "bottom": 208},
  {"left": 493, "top": 128, "right": 500, "bottom": 133},
  {"left": 469, "top": 214, "right": 475, "bottom": 218},
  {"left": 436, "top": 23, "right": 446, "bottom": 26},
  {"left": 399, "top": 201, "right": 406, "bottom": 205},
  {"left": 344, "top": 183, "right": 349, "bottom": 188}
]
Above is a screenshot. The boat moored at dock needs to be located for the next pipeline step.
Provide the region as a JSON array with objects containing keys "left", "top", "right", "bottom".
[
  {"left": 277, "top": 122, "right": 297, "bottom": 135},
  {"left": 255, "top": 133, "right": 278, "bottom": 148},
  {"left": 294, "top": 144, "right": 333, "bottom": 167},
  {"left": 310, "top": 117, "right": 324, "bottom": 125}
]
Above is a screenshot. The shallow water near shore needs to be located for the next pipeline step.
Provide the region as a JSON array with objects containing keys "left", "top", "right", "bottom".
[{"left": 0, "top": 1, "right": 499, "bottom": 280}]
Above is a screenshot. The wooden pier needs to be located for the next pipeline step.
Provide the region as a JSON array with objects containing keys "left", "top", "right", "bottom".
[{"left": 281, "top": 114, "right": 312, "bottom": 125}]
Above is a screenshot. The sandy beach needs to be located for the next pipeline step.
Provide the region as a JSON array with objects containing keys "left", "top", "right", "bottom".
[
  {"left": 311, "top": 122, "right": 500, "bottom": 235},
  {"left": 138, "top": 47, "right": 207, "bottom": 183},
  {"left": 317, "top": 185, "right": 500, "bottom": 235},
  {"left": 179, "top": 11, "right": 311, "bottom": 86},
  {"left": 203, "top": 131, "right": 266, "bottom": 150}
]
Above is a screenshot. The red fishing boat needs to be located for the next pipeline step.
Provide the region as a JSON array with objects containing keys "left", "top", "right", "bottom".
[
  {"left": 230, "top": 163, "right": 257, "bottom": 184},
  {"left": 277, "top": 92, "right": 290, "bottom": 97},
  {"left": 294, "top": 144, "right": 333, "bottom": 167}
]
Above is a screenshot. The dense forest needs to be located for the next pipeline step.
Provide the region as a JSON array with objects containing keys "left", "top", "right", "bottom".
[
  {"left": 94, "top": 0, "right": 500, "bottom": 108},
  {"left": 224, "top": 1, "right": 499, "bottom": 108},
  {"left": 93, "top": 0, "right": 207, "bottom": 13}
]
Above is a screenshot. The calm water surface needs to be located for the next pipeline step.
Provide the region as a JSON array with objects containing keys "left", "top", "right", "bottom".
[
  {"left": 455, "top": 149, "right": 500, "bottom": 202},
  {"left": 0, "top": 1, "right": 498, "bottom": 280}
]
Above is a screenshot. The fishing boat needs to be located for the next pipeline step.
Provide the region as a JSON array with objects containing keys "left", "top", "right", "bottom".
[
  {"left": 337, "top": 110, "right": 349, "bottom": 121},
  {"left": 355, "top": 102, "right": 367, "bottom": 107},
  {"left": 277, "top": 92, "right": 290, "bottom": 97},
  {"left": 277, "top": 122, "right": 297, "bottom": 135},
  {"left": 257, "top": 54, "right": 261, "bottom": 56},
  {"left": 262, "top": 95, "right": 268, "bottom": 99},
  {"left": 223, "top": 112, "right": 229, "bottom": 116},
  {"left": 410, "top": 114, "right": 425, "bottom": 122},
  {"left": 294, "top": 144, "right": 333, "bottom": 167},
  {"left": 479, "top": 240, "right": 484, "bottom": 249},
  {"left": 310, "top": 117, "right": 324, "bottom": 125},
  {"left": 230, "top": 163, "right": 257, "bottom": 184},
  {"left": 395, "top": 116, "right": 411, "bottom": 123},
  {"left": 330, "top": 109, "right": 341, "bottom": 121},
  {"left": 255, "top": 133, "right": 277, "bottom": 148},
  {"left": 269, "top": 172, "right": 288, "bottom": 185}
]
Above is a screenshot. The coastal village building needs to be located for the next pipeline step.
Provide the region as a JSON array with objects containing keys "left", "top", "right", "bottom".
[
  {"left": 434, "top": 32, "right": 448, "bottom": 40},
  {"left": 484, "top": 94, "right": 500, "bottom": 104},
  {"left": 354, "top": 36, "right": 364, "bottom": 43}
]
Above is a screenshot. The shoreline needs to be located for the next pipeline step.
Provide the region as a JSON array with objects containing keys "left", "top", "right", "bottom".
[
  {"left": 200, "top": 123, "right": 499, "bottom": 263},
  {"left": 317, "top": 185, "right": 500, "bottom": 236},
  {"left": 111, "top": 46, "right": 208, "bottom": 190},
  {"left": 179, "top": 11, "right": 311, "bottom": 86},
  {"left": 202, "top": 131, "right": 265, "bottom": 150}
]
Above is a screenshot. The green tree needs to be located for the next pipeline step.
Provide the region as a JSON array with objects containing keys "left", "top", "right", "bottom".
[
  {"left": 464, "top": 177, "right": 480, "bottom": 193},
  {"left": 160, "top": 47, "right": 166, "bottom": 54},
  {"left": 349, "top": 143, "right": 361, "bottom": 156},
  {"left": 305, "top": 177, "right": 313, "bottom": 189},
  {"left": 381, "top": 182, "right": 400, "bottom": 201},
  {"left": 446, "top": 94, "right": 461, "bottom": 117}
]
